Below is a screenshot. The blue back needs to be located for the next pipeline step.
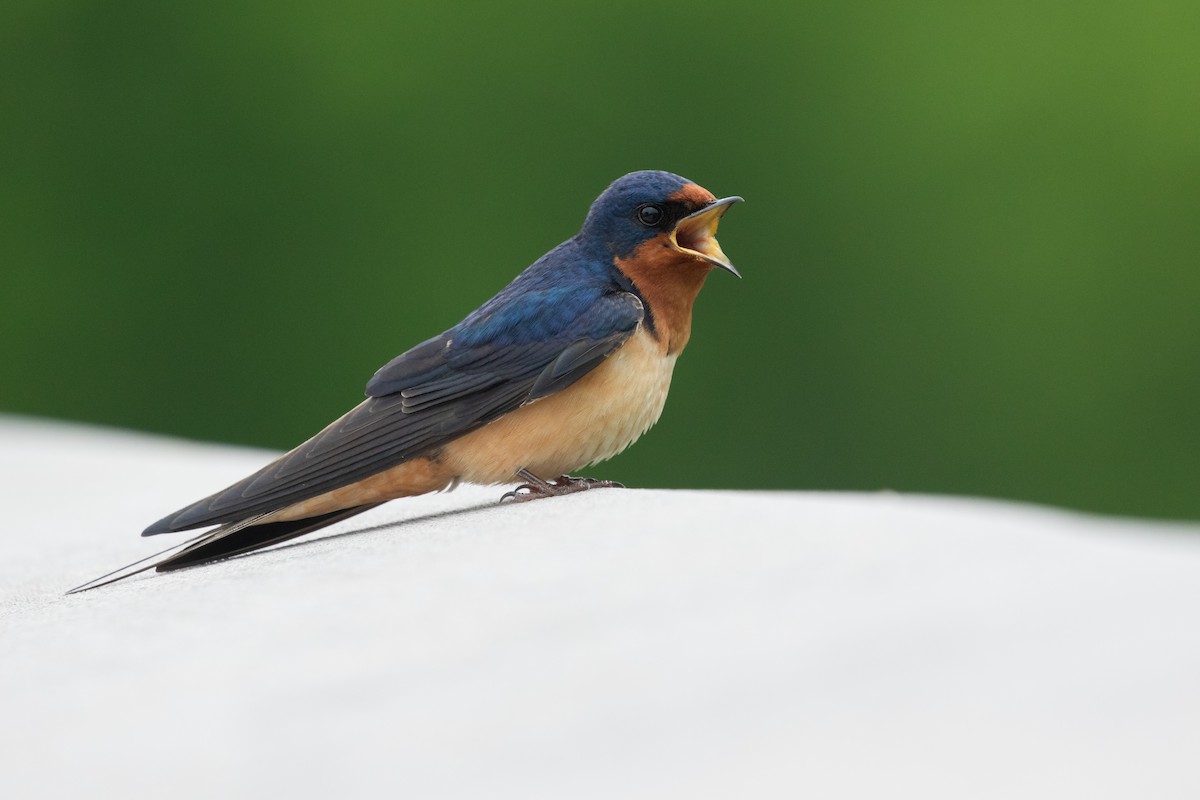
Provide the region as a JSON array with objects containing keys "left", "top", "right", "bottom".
[{"left": 453, "top": 170, "right": 691, "bottom": 347}]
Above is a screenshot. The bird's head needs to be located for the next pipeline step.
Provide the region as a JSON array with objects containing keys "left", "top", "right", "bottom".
[{"left": 580, "top": 170, "right": 743, "bottom": 278}]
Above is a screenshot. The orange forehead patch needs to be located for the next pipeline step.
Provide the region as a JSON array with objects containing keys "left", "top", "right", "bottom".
[{"left": 668, "top": 183, "right": 716, "bottom": 207}]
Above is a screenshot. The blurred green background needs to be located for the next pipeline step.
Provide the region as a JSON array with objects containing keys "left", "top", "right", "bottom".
[{"left": 3, "top": 1, "right": 1197, "bottom": 519}]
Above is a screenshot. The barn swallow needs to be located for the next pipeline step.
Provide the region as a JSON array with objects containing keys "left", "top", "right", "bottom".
[{"left": 68, "top": 170, "right": 741, "bottom": 593}]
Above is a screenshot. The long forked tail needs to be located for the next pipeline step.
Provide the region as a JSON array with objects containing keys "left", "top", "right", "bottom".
[{"left": 66, "top": 504, "right": 382, "bottom": 595}]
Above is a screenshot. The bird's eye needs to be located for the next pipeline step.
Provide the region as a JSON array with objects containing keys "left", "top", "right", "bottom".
[{"left": 636, "top": 204, "right": 664, "bottom": 227}]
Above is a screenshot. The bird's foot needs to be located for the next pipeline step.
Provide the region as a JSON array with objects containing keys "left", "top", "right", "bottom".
[{"left": 500, "top": 469, "right": 625, "bottom": 503}]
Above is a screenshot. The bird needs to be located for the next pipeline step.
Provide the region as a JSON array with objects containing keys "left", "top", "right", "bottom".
[{"left": 68, "top": 170, "right": 742, "bottom": 593}]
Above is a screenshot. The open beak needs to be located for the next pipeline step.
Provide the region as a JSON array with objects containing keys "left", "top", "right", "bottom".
[{"left": 671, "top": 195, "right": 744, "bottom": 277}]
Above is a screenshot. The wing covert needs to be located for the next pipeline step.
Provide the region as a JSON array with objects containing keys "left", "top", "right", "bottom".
[{"left": 146, "top": 291, "right": 644, "bottom": 533}]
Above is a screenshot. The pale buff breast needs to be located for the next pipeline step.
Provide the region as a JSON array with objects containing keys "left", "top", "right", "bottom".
[
  {"left": 270, "top": 326, "right": 676, "bottom": 522},
  {"left": 443, "top": 326, "right": 677, "bottom": 483}
]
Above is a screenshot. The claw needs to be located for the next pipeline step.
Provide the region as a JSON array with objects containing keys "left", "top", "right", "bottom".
[
  {"left": 499, "top": 470, "right": 626, "bottom": 503},
  {"left": 499, "top": 485, "right": 542, "bottom": 503}
]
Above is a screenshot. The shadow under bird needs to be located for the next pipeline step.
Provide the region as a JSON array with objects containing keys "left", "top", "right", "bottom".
[{"left": 69, "top": 170, "right": 742, "bottom": 593}]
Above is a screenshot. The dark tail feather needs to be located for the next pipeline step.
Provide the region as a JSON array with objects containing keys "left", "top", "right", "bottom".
[
  {"left": 156, "top": 504, "right": 381, "bottom": 572},
  {"left": 66, "top": 504, "right": 381, "bottom": 594},
  {"left": 65, "top": 529, "right": 224, "bottom": 594}
]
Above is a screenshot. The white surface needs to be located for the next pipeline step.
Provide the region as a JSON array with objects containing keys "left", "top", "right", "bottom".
[{"left": 2, "top": 415, "right": 1199, "bottom": 799}]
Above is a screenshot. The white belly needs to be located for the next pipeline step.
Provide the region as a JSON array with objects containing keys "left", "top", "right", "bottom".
[{"left": 444, "top": 328, "right": 677, "bottom": 482}]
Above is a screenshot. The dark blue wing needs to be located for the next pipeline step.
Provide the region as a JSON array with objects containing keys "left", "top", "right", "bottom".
[{"left": 145, "top": 289, "right": 644, "bottom": 534}]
